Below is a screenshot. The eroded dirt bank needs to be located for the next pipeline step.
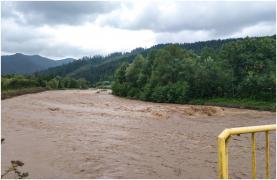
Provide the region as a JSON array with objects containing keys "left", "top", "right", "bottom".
[{"left": 1, "top": 89, "right": 276, "bottom": 178}]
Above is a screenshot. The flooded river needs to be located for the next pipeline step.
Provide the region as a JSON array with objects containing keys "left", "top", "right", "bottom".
[{"left": 1, "top": 89, "right": 276, "bottom": 178}]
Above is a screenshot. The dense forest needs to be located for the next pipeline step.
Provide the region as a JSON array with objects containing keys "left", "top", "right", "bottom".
[
  {"left": 38, "top": 36, "right": 252, "bottom": 85},
  {"left": 112, "top": 36, "right": 275, "bottom": 108}
]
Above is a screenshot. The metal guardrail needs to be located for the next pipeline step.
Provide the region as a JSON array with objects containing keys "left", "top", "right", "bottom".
[{"left": 218, "top": 124, "right": 276, "bottom": 179}]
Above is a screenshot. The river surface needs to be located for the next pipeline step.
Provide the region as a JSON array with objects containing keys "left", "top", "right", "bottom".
[{"left": 1, "top": 89, "right": 276, "bottom": 178}]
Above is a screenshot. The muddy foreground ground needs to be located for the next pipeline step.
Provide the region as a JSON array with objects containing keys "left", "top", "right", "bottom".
[{"left": 1, "top": 89, "right": 276, "bottom": 178}]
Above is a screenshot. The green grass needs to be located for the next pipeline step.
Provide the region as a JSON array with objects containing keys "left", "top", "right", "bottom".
[
  {"left": 1, "top": 87, "right": 48, "bottom": 100},
  {"left": 189, "top": 98, "right": 276, "bottom": 112}
]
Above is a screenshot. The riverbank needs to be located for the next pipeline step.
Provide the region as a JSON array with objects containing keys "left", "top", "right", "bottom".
[
  {"left": 189, "top": 98, "right": 275, "bottom": 112},
  {"left": 1, "top": 87, "right": 48, "bottom": 100}
]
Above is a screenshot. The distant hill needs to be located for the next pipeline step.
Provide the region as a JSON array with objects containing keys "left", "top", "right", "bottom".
[{"left": 1, "top": 53, "right": 76, "bottom": 74}]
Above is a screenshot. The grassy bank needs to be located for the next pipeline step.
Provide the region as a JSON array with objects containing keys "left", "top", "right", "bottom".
[
  {"left": 189, "top": 98, "right": 276, "bottom": 112},
  {"left": 1, "top": 87, "right": 48, "bottom": 100}
]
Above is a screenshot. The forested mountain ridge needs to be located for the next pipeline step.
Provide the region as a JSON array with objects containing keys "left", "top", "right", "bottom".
[
  {"left": 1, "top": 53, "right": 76, "bottom": 74},
  {"left": 38, "top": 35, "right": 276, "bottom": 84},
  {"left": 112, "top": 36, "right": 276, "bottom": 103}
]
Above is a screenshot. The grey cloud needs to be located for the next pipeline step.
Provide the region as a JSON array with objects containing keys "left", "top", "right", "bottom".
[
  {"left": 99, "top": 1, "right": 276, "bottom": 35},
  {"left": 2, "top": 1, "right": 119, "bottom": 26},
  {"left": 1, "top": 19, "right": 93, "bottom": 59},
  {"left": 1, "top": 1, "right": 276, "bottom": 58}
]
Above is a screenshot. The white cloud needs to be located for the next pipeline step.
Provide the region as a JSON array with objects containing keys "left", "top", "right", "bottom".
[
  {"left": 45, "top": 24, "right": 156, "bottom": 54},
  {"left": 229, "top": 22, "right": 276, "bottom": 38},
  {"left": 1, "top": 18, "right": 156, "bottom": 58},
  {"left": 155, "top": 30, "right": 215, "bottom": 44}
]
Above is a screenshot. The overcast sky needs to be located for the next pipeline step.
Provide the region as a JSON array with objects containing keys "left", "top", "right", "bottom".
[{"left": 1, "top": 1, "right": 276, "bottom": 59}]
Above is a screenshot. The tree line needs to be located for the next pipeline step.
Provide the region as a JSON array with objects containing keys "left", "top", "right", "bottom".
[
  {"left": 112, "top": 37, "right": 276, "bottom": 103},
  {"left": 2, "top": 74, "right": 89, "bottom": 90},
  {"left": 38, "top": 36, "right": 269, "bottom": 85}
]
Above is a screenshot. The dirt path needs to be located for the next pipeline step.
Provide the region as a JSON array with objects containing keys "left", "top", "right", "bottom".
[{"left": 1, "top": 89, "right": 276, "bottom": 178}]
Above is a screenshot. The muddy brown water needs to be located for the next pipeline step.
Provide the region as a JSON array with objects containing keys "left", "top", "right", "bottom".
[{"left": 1, "top": 89, "right": 276, "bottom": 178}]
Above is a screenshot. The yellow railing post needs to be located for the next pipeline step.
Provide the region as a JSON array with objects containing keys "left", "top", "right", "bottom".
[
  {"left": 251, "top": 133, "right": 256, "bottom": 179},
  {"left": 265, "top": 131, "right": 270, "bottom": 179},
  {"left": 218, "top": 137, "right": 228, "bottom": 179},
  {"left": 218, "top": 124, "right": 276, "bottom": 179},
  {"left": 218, "top": 130, "right": 229, "bottom": 179}
]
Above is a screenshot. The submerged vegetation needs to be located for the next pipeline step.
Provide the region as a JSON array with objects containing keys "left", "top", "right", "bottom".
[
  {"left": 112, "top": 37, "right": 276, "bottom": 111},
  {"left": 1, "top": 139, "right": 29, "bottom": 179}
]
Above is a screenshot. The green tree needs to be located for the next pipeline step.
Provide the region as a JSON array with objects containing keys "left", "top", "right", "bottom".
[{"left": 46, "top": 78, "right": 59, "bottom": 89}]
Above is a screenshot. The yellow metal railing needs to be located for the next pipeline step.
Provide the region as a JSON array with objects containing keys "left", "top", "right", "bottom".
[{"left": 218, "top": 124, "right": 276, "bottom": 179}]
